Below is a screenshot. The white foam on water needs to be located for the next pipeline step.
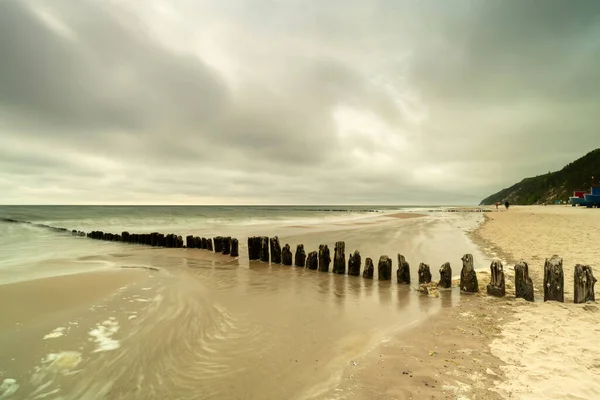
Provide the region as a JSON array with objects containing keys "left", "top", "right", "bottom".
[
  {"left": 134, "top": 298, "right": 149, "bottom": 302},
  {"left": 0, "top": 379, "right": 19, "bottom": 399},
  {"left": 33, "top": 388, "right": 60, "bottom": 399},
  {"left": 141, "top": 287, "right": 152, "bottom": 291},
  {"left": 88, "top": 317, "right": 120, "bottom": 352},
  {"left": 42, "top": 327, "right": 66, "bottom": 340},
  {"left": 128, "top": 315, "right": 137, "bottom": 320}
]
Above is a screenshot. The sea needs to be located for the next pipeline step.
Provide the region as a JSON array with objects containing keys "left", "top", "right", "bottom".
[{"left": 0, "top": 205, "right": 490, "bottom": 399}]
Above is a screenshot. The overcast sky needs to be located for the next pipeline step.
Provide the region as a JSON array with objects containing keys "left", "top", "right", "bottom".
[{"left": 0, "top": 1, "right": 598, "bottom": 205}]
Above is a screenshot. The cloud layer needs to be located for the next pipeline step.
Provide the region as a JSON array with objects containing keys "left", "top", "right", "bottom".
[{"left": 1, "top": 0, "right": 598, "bottom": 204}]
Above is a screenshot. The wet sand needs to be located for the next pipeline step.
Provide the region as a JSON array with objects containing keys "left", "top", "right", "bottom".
[{"left": 0, "top": 212, "right": 493, "bottom": 400}]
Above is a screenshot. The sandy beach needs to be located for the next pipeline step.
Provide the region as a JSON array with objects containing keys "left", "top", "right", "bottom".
[
  {"left": 322, "top": 205, "right": 600, "bottom": 399},
  {"left": 473, "top": 206, "right": 600, "bottom": 399}
]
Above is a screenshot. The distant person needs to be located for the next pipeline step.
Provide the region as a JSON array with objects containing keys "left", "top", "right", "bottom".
[
  {"left": 504, "top": 201, "right": 510, "bottom": 210},
  {"left": 495, "top": 202, "right": 499, "bottom": 210}
]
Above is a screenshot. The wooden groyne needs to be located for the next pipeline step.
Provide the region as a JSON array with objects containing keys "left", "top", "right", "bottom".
[{"left": 2, "top": 217, "right": 597, "bottom": 304}]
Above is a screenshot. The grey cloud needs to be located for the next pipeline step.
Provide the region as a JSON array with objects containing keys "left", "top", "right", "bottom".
[{"left": 0, "top": 0, "right": 598, "bottom": 204}]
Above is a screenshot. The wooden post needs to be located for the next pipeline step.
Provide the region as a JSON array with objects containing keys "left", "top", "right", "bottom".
[
  {"left": 514, "top": 261, "right": 534, "bottom": 301},
  {"left": 201, "top": 237, "right": 208, "bottom": 249},
  {"left": 213, "top": 236, "right": 223, "bottom": 253},
  {"left": 333, "top": 241, "right": 346, "bottom": 274},
  {"left": 306, "top": 251, "right": 318, "bottom": 270},
  {"left": 206, "top": 238, "right": 213, "bottom": 251},
  {"left": 574, "top": 264, "right": 596, "bottom": 304},
  {"left": 282, "top": 244, "right": 292, "bottom": 265},
  {"left": 247, "top": 237, "right": 260, "bottom": 260},
  {"left": 460, "top": 254, "right": 478, "bottom": 293},
  {"left": 318, "top": 244, "right": 331, "bottom": 272},
  {"left": 363, "top": 258, "right": 374, "bottom": 279},
  {"left": 438, "top": 262, "right": 452, "bottom": 289},
  {"left": 259, "top": 236, "right": 270, "bottom": 262},
  {"left": 222, "top": 237, "right": 231, "bottom": 255},
  {"left": 397, "top": 254, "right": 410, "bottom": 284},
  {"left": 418, "top": 263, "right": 432, "bottom": 284},
  {"left": 295, "top": 244, "right": 306, "bottom": 267},
  {"left": 378, "top": 255, "right": 392, "bottom": 281},
  {"left": 544, "top": 255, "right": 564, "bottom": 302},
  {"left": 186, "top": 235, "right": 193, "bottom": 248},
  {"left": 230, "top": 238, "right": 239, "bottom": 257},
  {"left": 348, "top": 250, "right": 361, "bottom": 276},
  {"left": 486, "top": 260, "right": 506, "bottom": 297},
  {"left": 270, "top": 237, "right": 282, "bottom": 263}
]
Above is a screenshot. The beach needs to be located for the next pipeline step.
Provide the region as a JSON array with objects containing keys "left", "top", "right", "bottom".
[
  {"left": 1, "top": 205, "right": 599, "bottom": 399},
  {"left": 0, "top": 205, "right": 491, "bottom": 399}
]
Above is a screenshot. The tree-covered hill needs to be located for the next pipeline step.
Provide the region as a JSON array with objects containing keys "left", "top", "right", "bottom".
[{"left": 480, "top": 149, "right": 600, "bottom": 205}]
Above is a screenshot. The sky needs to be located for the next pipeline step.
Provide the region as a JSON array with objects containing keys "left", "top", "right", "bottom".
[{"left": 0, "top": 0, "right": 599, "bottom": 205}]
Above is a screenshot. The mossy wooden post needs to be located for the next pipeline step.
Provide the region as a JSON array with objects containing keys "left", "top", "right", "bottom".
[
  {"left": 514, "top": 261, "right": 534, "bottom": 301},
  {"left": 363, "top": 258, "right": 374, "bottom": 279},
  {"left": 418, "top": 263, "right": 432, "bottom": 284},
  {"left": 259, "top": 236, "right": 270, "bottom": 262},
  {"left": 318, "top": 244, "right": 331, "bottom": 272},
  {"left": 230, "top": 238, "right": 239, "bottom": 257},
  {"left": 378, "top": 255, "right": 392, "bottom": 281},
  {"left": 397, "top": 254, "right": 410, "bottom": 284},
  {"left": 333, "top": 241, "right": 346, "bottom": 274},
  {"left": 295, "top": 244, "right": 306, "bottom": 267},
  {"left": 348, "top": 250, "right": 361, "bottom": 276},
  {"left": 544, "top": 255, "right": 564, "bottom": 302},
  {"left": 486, "top": 260, "right": 506, "bottom": 297},
  {"left": 281, "top": 244, "right": 292, "bottom": 265},
  {"left": 269, "top": 237, "right": 282, "bottom": 264},
  {"left": 574, "top": 264, "right": 596, "bottom": 304},
  {"left": 460, "top": 254, "right": 478, "bottom": 293},
  {"left": 438, "top": 262, "right": 452, "bottom": 288},
  {"left": 306, "top": 251, "right": 318, "bottom": 270}
]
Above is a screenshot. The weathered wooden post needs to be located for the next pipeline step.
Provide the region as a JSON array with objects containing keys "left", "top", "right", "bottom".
[
  {"left": 195, "top": 237, "right": 202, "bottom": 249},
  {"left": 418, "top": 263, "right": 432, "bottom": 284},
  {"left": 200, "top": 238, "right": 207, "bottom": 249},
  {"left": 544, "top": 255, "right": 564, "bottom": 302},
  {"left": 122, "top": 231, "right": 130, "bottom": 243},
  {"left": 363, "top": 258, "right": 374, "bottom": 279},
  {"left": 306, "top": 251, "right": 318, "bottom": 270},
  {"left": 213, "top": 237, "right": 223, "bottom": 253},
  {"left": 438, "top": 262, "right": 452, "bottom": 288},
  {"left": 574, "top": 264, "right": 597, "bottom": 303},
  {"left": 295, "top": 244, "right": 306, "bottom": 267},
  {"left": 207, "top": 238, "right": 213, "bottom": 251},
  {"left": 186, "top": 235, "right": 193, "bottom": 248},
  {"left": 247, "top": 237, "right": 259, "bottom": 260},
  {"left": 348, "top": 250, "right": 361, "bottom": 276},
  {"left": 282, "top": 244, "right": 292, "bottom": 265},
  {"left": 378, "top": 255, "right": 392, "bottom": 280},
  {"left": 270, "top": 237, "right": 282, "bottom": 263},
  {"left": 222, "top": 237, "right": 231, "bottom": 255},
  {"left": 333, "top": 241, "right": 346, "bottom": 274},
  {"left": 460, "top": 254, "right": 478, "bottom": 292},
  {"left": 165, "top": 234, "right": 174, "bottom": 248},
  {"left": 486, "top": 260, "right": 506, "bottom": 297},
  {"left": 259, "top": 236, "right": 270, "bottom": 262},
  {"left": 514, "top": 261, "right": 534, "bottom": 301},
  {"left": 318, "top": 244, "right": 331, "bottom": 272},
  {"left": 397, "top": 254, "right": 410, "bottom": 284},
  {"left": 176, "top": 235, "right": 183, "bottom": 248},
  {"left": 230, "top": 238, "right": 239, "bottom": 257}
]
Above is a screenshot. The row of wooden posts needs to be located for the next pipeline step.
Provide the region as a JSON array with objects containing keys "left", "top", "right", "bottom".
[
  {"left": 86, "top": 230, "right": 240, "bottom": 257},
  {"left": 247, "top": 236, "right": 597, "bottom": 304},
  {"left": 1, "top": 219, "right": 595, "bottom": 304}
]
